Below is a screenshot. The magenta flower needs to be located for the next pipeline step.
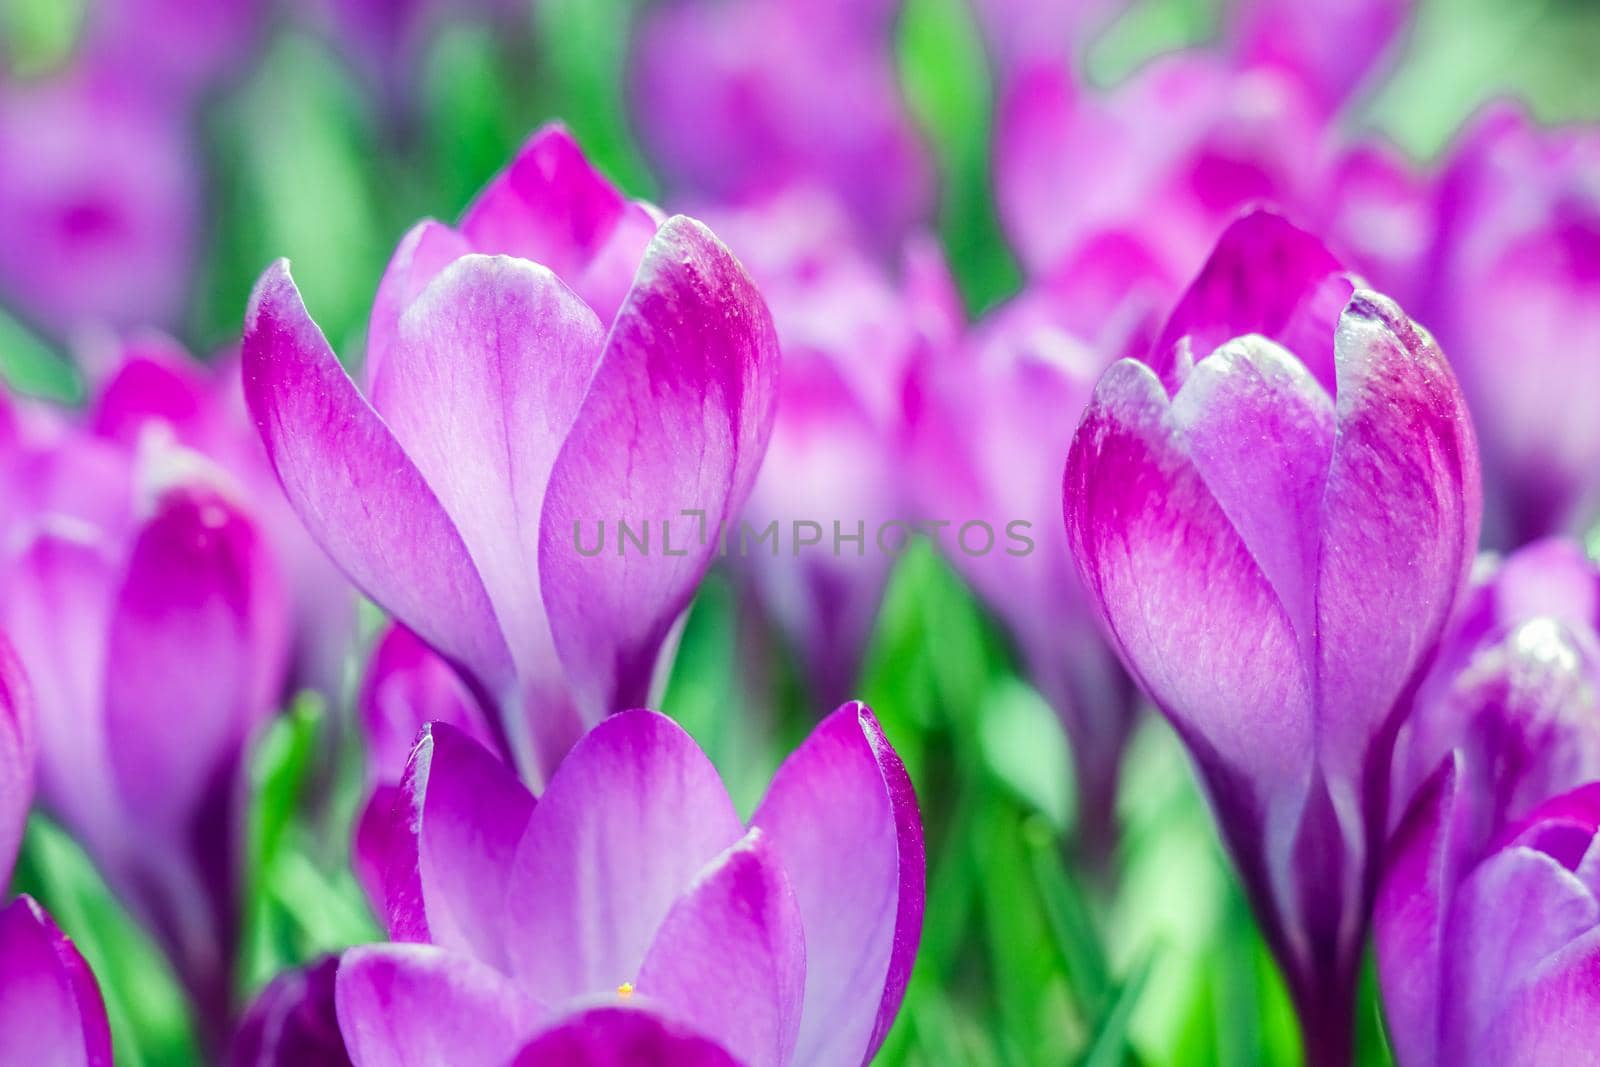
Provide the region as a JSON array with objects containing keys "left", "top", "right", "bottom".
[
  {"left": 703, "top": 190, "right": 962, "bottom": 705},
  {"left": 0, "top": 475, "right": 290, "bottom": 1036},
  {"left": 1378, "top": 770, "right": 1600, "bottom": 1065},
  {"left": 1395, "top": 539, "right": 1600, "bottom": 853},
  {"left": 1226, "top": 0, "right": 1411, "bottom": 113},
  {"left": 629, "top": 0, "right": 935, "bottom": 248},
  {"left": 348, "top": 705, "right": 923, "bottom": 1066},
  {"left": 1063, "top": 210, "right": 1480, "bottom": 1062},
  {"left": 908, "top": 231, "right": 1170, "bottom": 846},
  {"left": 1419, "top": 104, "right": 1600, "bottom": 544},
  {"left": 243, "top": 126, "right": 780, "bottom": 785},
  {"left": 0, "top": 70, "right": 198, "bottom": 339}
]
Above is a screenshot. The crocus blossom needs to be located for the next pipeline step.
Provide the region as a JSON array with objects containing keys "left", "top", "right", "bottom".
[
  {"left": 0, "top": 896, "right": 115, "bottom": 1067},
  {"left": 629, "top": 0, "right": 935, "bottom": 248},
  {"left": 1226, "top": 0, "right": 1412, "bottom": 113},
  {"left": 231, "top": 956, "right": 351, "bottom": 1067},
  {"left": 908, "top": 231, "right": 1169, "bottom": 846},
  {"left": 0, "top": 70, "right": 199, "bottom": 339},
  {"left": 1377, "top": 769, "right": 1600, "bottom": 1065},
  {"left": 1063, "top": 209, "right": 1480, "bottom": 1062},
  {"left": 243, "top": 125, "right": 780, "bottom": 785},
  {"left": 0, "top": 473, "right": 290, "bottom": 1037},
  {"left": 347, "top": 704, "right": 923, "bottom": 1067},
  {"left": 1418, "top": 103, "right": 1600, "bottom": 545},
  {"left": 1396, "top": 539, "right": 1600, "bottom": 851}
]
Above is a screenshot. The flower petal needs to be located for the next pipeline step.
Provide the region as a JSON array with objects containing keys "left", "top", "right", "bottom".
[
  {"left": 335, "top": 945, "right": 541, "bottom": 1067},
  {"left": 358, "top": 624, "right": 492, "bottom": 788},
  {"left": 539, "top": 217, "right": 780, "bottom": 723},
  {"left": 369, "top": 254, "right": 606, "bottom": 716},
  {"left": 242, "top": 260, "right": 515, "bottom": 698},
  {"left": 509, "top": 1006, "right": 741, "bottom": 1067},
  {"left": 1315, "top": 293, "right": 1481, "bottom": 781},
  {"left": 749, "top": 703, "right": 924, "bottom": 1065},
  {"left": 1065, "top": 358, "right": 1313, "bottom": 796},
  {"left": 366, "top": 220, "right": 473, "bottom": 389},
  {"left": 459, "top": 124, "right": 658, "bottom": 324},
  {"left": 230, "top": 956, "right": 349, "bottom": 1067},
  {"left": 0, "top": 896, "right": 113, "bottom": 1067},
  {"left": 503, "top": 711, "right": 743, "bottom": 1003},
  {"left": 384, "top": 723, "right": 536, "bottom": 973},
  {"left": 1150, "top": 209, "right": 1350, "bottom": 393},
  {"left": 1476, "top": 927, "right": 1600, "bottom": 1067},
  {"left": 635, "top": 830, "right": 805, "bottom": 1067}
]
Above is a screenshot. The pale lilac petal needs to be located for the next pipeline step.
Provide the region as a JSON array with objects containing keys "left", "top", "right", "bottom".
[
  {"left": 1169, "top": 335, "right": 1335, "bottom": 660},
  {"left": 1441, "top": 846, "right": 1600, "bottom": 1062},
  {"left": 459, "top": 125, "right": 658, "bottom": 324},
  {"left": 1315, "top": 293, "right": 1481, "bottom": 780},
  {"left": 635, "top": 830, "right": 805, "bottom": 1067},
  {"left": 1149, "top": 209, "right": 1351, "bottom": 392},
  {"left": 509, "top": 1006, "right": 742, "bottom": 1067},
  {"left": 1231, "top": 0, "right": 1410, "bottom": 111},
  {"left": 366, "top": 220, "right": 474, "bottom": 389},
  {"left": 539, "top": 217, "right": 779, "bottom": 721},
  {"left": 230, "top": 956, "right": 349, "bottom": 1067},
  {"left": 0, "top": 896, "right": 113, "bottom": 1067},
  {"left": 384, "top": 724, "right": 536, "bottom": 972},
  {"left": 358, "top": 624, "right": 491, "bottom": 787},
  {"left": 750, "top": 703, "right": 924, "bottom": 1065},
  {"left": 1375, "top": 754, "right": 1466, "bottom": 1067},
  {"left": 1065, "top": 359, "right": 1313, "bottom": 796},
  {"left": 0, "top": 633, "right": 32, "bottom": 886},
  {"left": 335, "top": 945, "right": 542, "bottom": 1067},
  {"left": 242, "top": 260, "right": 516, "bottom": 698},
  {"left": 504, "top": 711, "right": 743, "bottom": 1002},
  {"left": 369, "top": 254, "right": 606, "bottom": 706},
  {"left": 994, "top": 62, "right": 1083, "bottom": 276},
  {"left": 1476, "top": 929, "right": 1600, "bottom": 1066}
]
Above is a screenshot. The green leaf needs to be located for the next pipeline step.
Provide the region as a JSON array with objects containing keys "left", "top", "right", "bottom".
[
  {"left": 0, "top": 308, "right": 81, "bottom": 403},
  {"left": 982, "top": 679, "right": 1076, "bottom": 833},
  {"left": 12, "top": 816, "right": 200, "bottom": 1067},
  {"left": 0, "top": 0, "right": 86, "bottom": 75},
  {"left": 1080, "top": 952, "right": 1154, "bottom": 1067}
]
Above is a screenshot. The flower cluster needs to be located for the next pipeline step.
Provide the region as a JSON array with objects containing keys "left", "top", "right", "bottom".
[{"left": 0, "top": 0, "right": 1597, "bottom": 1065}]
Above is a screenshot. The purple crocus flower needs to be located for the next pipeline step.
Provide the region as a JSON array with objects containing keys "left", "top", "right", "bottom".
[
  {"left": 967, "top": 0, "right": 1130, "bottom": 82},
  {"left": 1378, "top": 770, "right": 1600, "bottom": 1065},
  {"left": 0, "top": 471, "right": 290, "bottom": 1040},
  {"left": 1063, "top": 209, "right": 1480, "bottom": 1063},
  {"left": 1226, "top": 0, "right": 1411, "bottom": 113},
  {"left": 348, "top": 704, "right": 923, "bottom": 1066},
  {"left": 908, "top": 230, "right": 1169, "bottom": 848},
  {"left": 629, "top": 0, "right": 936, "bottom": 249},
  {"left": 231, "top": 956, "right": 351, "bottom": 1067},
  {"left": 1396, "top": 539, "right": 1600, "bottom": 852},
  {"left": 700, "top": 189, "right": 963, "bottom": 706},
  {"left": 0, "top": 70, "right": 199, "bottom": 340},
  {"left": 243, "top": 125, "right": 780, "bottom": 786},
  {"left": 0, "top": 641, "right": 116, "bottom": 1066},
  {"left": 1418, "top": 104, "right": 1600, "bottom": 545}
]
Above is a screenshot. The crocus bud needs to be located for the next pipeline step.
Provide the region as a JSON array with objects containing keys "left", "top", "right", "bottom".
[
  {"left": 243, "top": 126, "right": 780, "bottom": 786},
  {"left": 346, "top": 705, "right": 923, "bottom": 1067},
  {"left": 230, "top": 956, "right": 350, "bottom": 1067},
  {"left": 1378, "top": 769, "right": 1600, "bottom": 1065},
  {"left": 1397, "top": 539, "right": 1600, "bottom": 854},
  {"left": 1419, "top": 104, "right": 1600, "bottom": 545},
  {"left": 1063, "top": 209, "right": 1480, "bottom": 1063}
]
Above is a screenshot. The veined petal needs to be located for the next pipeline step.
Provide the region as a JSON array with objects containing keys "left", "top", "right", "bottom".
[
  {"left": 385, "top": 724, "right": 536, "bottom": 973},
  {"left": 635, "top": 830, "right": 805, "bottom": 1067},
  {"left": 371, "top": 255, "right": 606, "bottom": 697},
  {"left": 503, "top": 711, "right": 743, "bottom": 1003},
  {"left": 1476, "top": 927, "right": 1600, "bottom": 1066},
  {"left": 367, "top": 220, "right": 473, "bottom": 389},
  {"left": 750, "top": 703, "right": 924, "bottom": 1066},
  {"left": 242, "top": 260, "right": 515, "bottom": 698},
  {"left": 539, "top": 217, "right": 779, "bottom": 723},
  {"left": 0, "top": 896, "right": 113, "bottom": 1067},
  {"left": 1065, "top": 358, "right": 1313, "bottom": 796},
  {"left": 459, "top": 124, "right": 658, "bottom": 324},
  {"left": 358, "top": 624, "right": 492, "bottom": 788},
  {"left": 335, "top": 945, "right": 541, "bottom": 1067},
  {"left": 509, "top": 1006, "right": 742, "bottom": 1067},
  {"left": 1315, "top": 293, "right": 1481, "bottom": 781}
]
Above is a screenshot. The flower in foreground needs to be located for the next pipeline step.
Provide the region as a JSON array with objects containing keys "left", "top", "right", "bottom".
[
  {"left": 345, "top": 704, "right": 923, "bottom": 1066},
  {"left": 244, "top": 125, "right": 780, "bottom": 787},
  {"left": 1378, "top": 770, "right": 1600, "bottom": 1065},
  {"left": 1063, "top": 209, "right": 1479, "bottom": 1063},
  {"left": 0, "top": 640, "right": 115, "bottom": 1067}
]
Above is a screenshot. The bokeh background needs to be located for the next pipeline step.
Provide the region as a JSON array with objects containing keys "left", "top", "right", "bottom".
[{"left": 1, "top": 0, "right": 1597, "bottom": 1064}]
